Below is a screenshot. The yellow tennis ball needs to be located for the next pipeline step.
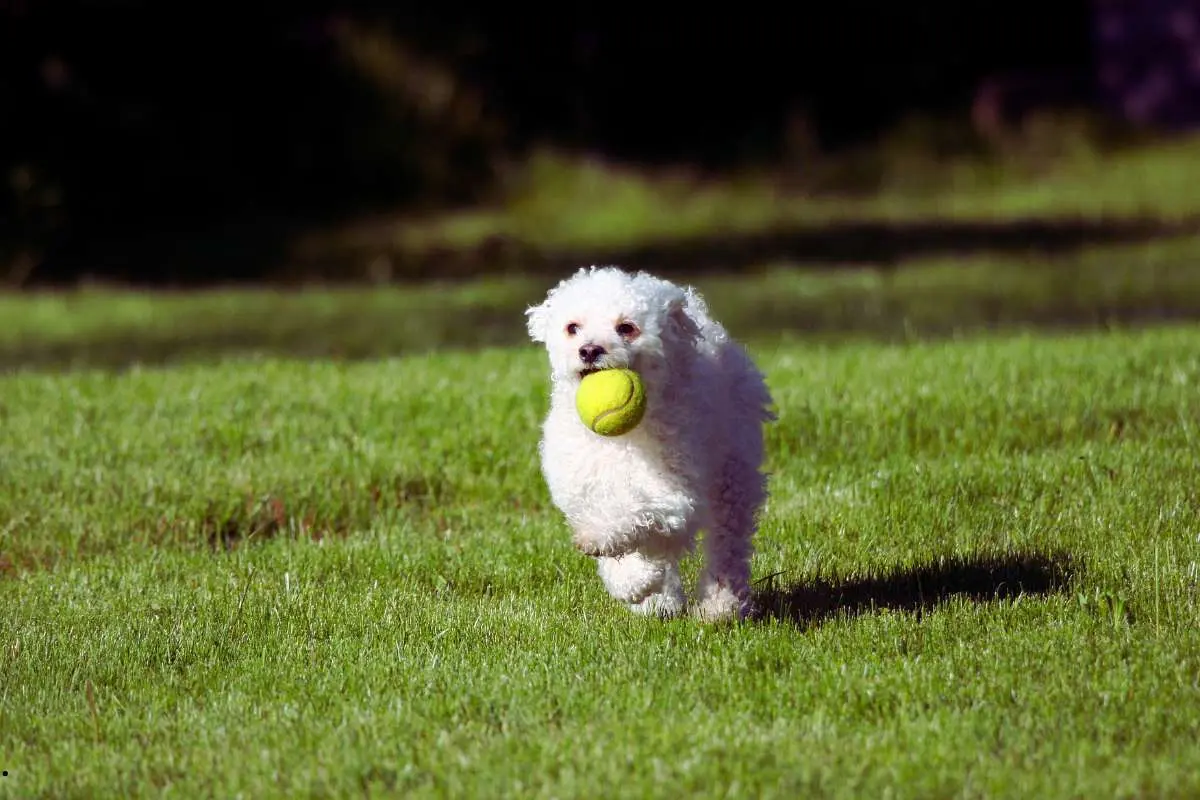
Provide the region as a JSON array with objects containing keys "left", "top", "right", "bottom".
[{"left": 576, "top": 369, "right": 647, "bottom": 436}]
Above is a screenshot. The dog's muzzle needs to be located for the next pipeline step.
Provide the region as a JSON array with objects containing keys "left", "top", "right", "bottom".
[{"left": 576, "top": 343, "right": 609, "bottom": 378}]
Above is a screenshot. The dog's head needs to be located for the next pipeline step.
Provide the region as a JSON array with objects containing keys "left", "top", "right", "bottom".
[{"left": 526, "top": 266, "right": 701, "bottom": 389}]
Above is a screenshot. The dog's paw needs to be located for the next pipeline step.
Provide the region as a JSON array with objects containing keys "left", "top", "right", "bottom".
[
  {"left": 629, "top": 590, "right": 686, "bottom": 618},
  {"left": 692, "top": 584, "right": 750, "bottom": 623}
]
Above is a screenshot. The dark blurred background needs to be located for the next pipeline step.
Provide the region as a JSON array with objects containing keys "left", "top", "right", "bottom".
[{"left": 2, "top": 0, "right": 1197, "bottom": 287}]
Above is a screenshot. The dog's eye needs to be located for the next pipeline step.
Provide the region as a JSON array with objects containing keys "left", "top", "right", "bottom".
[
  {"left": 566, "top": 322, "right": 579, "bottom": 336},
  {"left": 616, "top": 322, "right": 638, "bottom": 338}
]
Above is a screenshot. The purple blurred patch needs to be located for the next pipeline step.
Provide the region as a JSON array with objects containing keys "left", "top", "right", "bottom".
[{"left": 1094, "top": 0, "right": 1200, "bottom": 128}]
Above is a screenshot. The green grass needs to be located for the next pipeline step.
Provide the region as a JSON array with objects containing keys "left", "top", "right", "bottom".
[{"left": 3, "top": 321, "right": 1200, "bottom": 797}]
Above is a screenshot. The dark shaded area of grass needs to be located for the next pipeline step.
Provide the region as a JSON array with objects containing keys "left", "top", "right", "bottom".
[
  {"left": 752, "top": 551, "right": 1075, "bottom": 628},
  {"left": 31, "top": 209, "right": 1190, "bottom": 288},
  {"left": 1, "top": 302, "right": 523, "bottom": 372},
  {"left": 7, "top": 211, "right": 1200, "bottom": 373}
]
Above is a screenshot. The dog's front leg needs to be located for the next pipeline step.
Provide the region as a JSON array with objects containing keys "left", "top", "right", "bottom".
[
  {"left": 595, "top": 552, "right": 686, "bottom": 617},
  {"left": 595, "top": 552, "right": 665, "bottom": 603}
]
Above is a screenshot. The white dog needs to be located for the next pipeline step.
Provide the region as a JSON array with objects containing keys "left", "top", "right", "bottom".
[{"left": 526, "top": 266, "right": 774, "bottom": 620}]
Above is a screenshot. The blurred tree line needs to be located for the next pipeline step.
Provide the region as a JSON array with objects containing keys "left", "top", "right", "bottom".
[{"left": 0, "top": 1, "right": 1094, "bottom": 285}]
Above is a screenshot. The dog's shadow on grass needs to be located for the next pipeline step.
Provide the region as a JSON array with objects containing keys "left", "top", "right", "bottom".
[{"left": 750, "top": 550, "right": 1074, "bottom": 628}]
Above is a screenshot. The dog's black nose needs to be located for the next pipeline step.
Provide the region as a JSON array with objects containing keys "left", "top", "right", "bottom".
[{"left": 578, "top": 344, "right": 606, "bottom": 364}]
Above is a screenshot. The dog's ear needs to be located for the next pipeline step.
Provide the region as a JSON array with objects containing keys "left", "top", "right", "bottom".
[
  {"left": 525, "top": 300, "right": 550, "bottom": 343},
  {"left": 666, "top": 292, "right": 701, "bottom": 344}
]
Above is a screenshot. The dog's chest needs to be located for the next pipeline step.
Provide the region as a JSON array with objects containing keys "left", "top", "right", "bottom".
[{"left": 541, "top": 412, "right": 688, "bottom": 514}]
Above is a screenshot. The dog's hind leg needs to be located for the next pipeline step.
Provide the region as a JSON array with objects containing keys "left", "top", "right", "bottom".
[{"left": 695, "top": 458, "right": 766, "bottom": 621}]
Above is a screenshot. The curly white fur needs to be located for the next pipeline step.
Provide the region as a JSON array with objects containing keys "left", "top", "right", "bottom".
[{"left": 526, "top": 266, "right": 775, "bottom": 621}]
